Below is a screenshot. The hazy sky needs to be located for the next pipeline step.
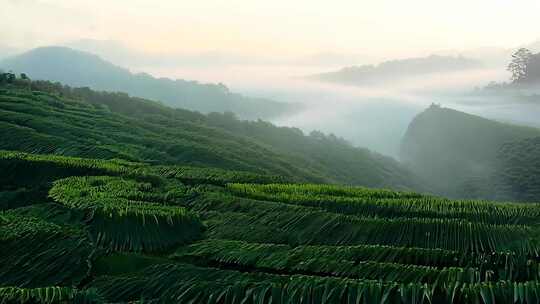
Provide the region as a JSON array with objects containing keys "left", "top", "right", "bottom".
[
  {"left": 2, "top": 0, "right": 540, "bottom": 59},
  {"left": 2, "top": 0, "right": 539, "bottom": 157}
]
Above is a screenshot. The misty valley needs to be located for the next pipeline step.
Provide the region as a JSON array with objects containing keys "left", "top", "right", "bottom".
[{"left": 3, "top": 2, "right": 540, "bottom": 303}]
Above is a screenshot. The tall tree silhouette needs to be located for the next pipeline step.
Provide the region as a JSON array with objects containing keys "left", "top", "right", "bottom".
[{"left": 507, "top": 48, "right": 532, "bottom": 83}]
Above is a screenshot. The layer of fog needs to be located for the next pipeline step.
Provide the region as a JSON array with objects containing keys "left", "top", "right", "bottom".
[
  {"left": 58, "top": 39, "right": 540, "bottom": 157},
  {"left": 142, "top": 63, "right": 524, "bottom": 158},
  {"left": 12, "top": 38, "right": 540, "bottom": 158}
]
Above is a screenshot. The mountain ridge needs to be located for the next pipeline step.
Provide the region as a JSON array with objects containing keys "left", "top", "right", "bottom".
[
  {"left": 0, "top": 46, "right": 299, "bottom": 120},
  {"left": 400, "top": 104, "right": 540, "bottom": 200},
  {"left": 307, "top": 55, "right": 482, "bottom": 86}
]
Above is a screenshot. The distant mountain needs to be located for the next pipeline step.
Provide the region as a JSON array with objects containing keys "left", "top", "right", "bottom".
[
  {"left": 0, "top": 46, "right": 298, "bottom": 120},
  {"left": 401, "top": 104, "right": 540, "bottom": 201},
  {"left": 435, "top": 39, "right": 540, "bottom": 68},
  {"left": 307, "top": 55, "right": 482, "bottom": 86}
]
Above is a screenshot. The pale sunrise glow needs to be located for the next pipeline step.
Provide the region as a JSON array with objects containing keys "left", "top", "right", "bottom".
[{"left": 2, "top": 0, "right": 540, "bottom": 59}]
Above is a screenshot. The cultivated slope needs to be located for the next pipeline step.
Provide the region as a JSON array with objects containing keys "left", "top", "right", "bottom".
[
  {"left": 2, "top": 151, "right": 540, "bottom": 303},
  {"left": 0, "top": 80, "right": 425, "bottom": 191},
  {"left": 488, "top": 136, "right": 540, "bottom": 202}
]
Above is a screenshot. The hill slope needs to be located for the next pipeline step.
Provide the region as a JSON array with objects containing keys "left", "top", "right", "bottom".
[
  {"left": 401, "top": 104, "right": 540, "bottom": 200},
  {"left": 0, "top": 79, "right": 426, "bottom": 191},
  {"left": 489, "top": 136, "right": 540, "bottom": 202},
  {"left": 0, "top": 46, "right": 297, "bottom": 120}
]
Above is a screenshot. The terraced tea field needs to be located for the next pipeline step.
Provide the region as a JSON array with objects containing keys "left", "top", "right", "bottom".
[{"left": 2, "top": 150, "right": 540, "bottom": 303}]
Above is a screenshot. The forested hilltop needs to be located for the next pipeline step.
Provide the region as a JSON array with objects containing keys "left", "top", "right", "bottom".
[
  {"left": 0, "top": 47, "right": 298, "bottom": 120},
  {"left": 401, "top": 104, "right": 540, "bottom": 201},
  {"left": 480, "top": 48, "right": 540, "bottom": 95},
  {"left": 0, "top": 76, "right": 426, "bottom": 191}
]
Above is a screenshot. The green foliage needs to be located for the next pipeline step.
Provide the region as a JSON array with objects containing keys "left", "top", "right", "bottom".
[
  {"left": 0, "top": 72, "right": 16, "bottom": 85},
  {"left": 92, "top": 253, "right": 170, "bottom": 277},
  {"left": 7, "top": 203, "right": 88, "bottom": 228},
  {"left": 90, "top": 263, "right": 432, "bottom": 303},
  {"left": 90, "top": 263, "right": 540, "bottom": 304},
  {"left": 401, "top": 105, "right": 540, "bottom": 201},
  {"left": 151, "top": 165, "right": 290, "bottom": 186},
  {"left": 0, "top": 188, "right": 46, "bottom": 210},
  {"left": 489, "top": 137, "right": 540, "bottom": 202},
  {"left": 190, "top": 192, "right": 537, "bottom": 253},
  {"left": 173, "top": 240, "right": 478, "bottom": 283},
  {"left": 1, "top": 83, "right": 540, "bottom": 303},
  {"left": 0, "top": 150, "right": 155, "bottom": 210},
  {"left": 205, "top": 210, "right": 537, "bottom": 252},
  {"left": 229, "top": 183, "right": 424, "bottom": 199},
  {"left": 173, "top": 239, "right": 539, "bottom": 282},
  {"left": 0, "top": 150, "right": 289, "bottom": 210},
  {"left": 3, "top": 150, "right": 540, "bottom": 302},
  {"left": 49, "top": 176, "right": 205, "bottom": 252},
  {"left": 0, "top": 286, "right": 103, "bottom": 304},
  {"left": 0, "top": 150, "right": 145, "bottom": 180},
  {"left": 0, "top": 212, "right": 93, "bottom": 288},
  {"left": 227, "top": 183, "right": 540, "bottom": 225}
]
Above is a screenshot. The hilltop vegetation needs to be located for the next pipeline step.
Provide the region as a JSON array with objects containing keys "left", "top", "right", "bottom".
[
  {"left": 488, "top": 136, "right": 540, "bottom": 202},
  {"left": 480, "top": 48, "right": 540, "bottom": 95},
  {"left": 0, "top": 46, "right": 298, "bottom": 120},
  {"left": 525, "top": 53, "right": 540, "bottom": 83},
  {"left": 3, "top": 151, "right": 540, "bottom": 303},
  {"left": 401, "top": 104, "right": 540, "bottom": 201}
]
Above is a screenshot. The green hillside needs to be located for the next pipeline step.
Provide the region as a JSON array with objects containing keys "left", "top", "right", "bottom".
[
  {"left": 488, "top": 136, "right": 540, "bottom": 202},
  {"left": 0, "top": 78, "right": 425, "bottom": 191},
  {"left": 401, "top": 104, "right": 540, "bottom": 201},
  {"left": 4, "top": 77, "right": 540, "bottom": 303},
  {"left": 0, "top": 47, "right": 298, "bottom": 120},
  {"left": 3, "top": 151, "right": 540, "bottom": 303}
]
